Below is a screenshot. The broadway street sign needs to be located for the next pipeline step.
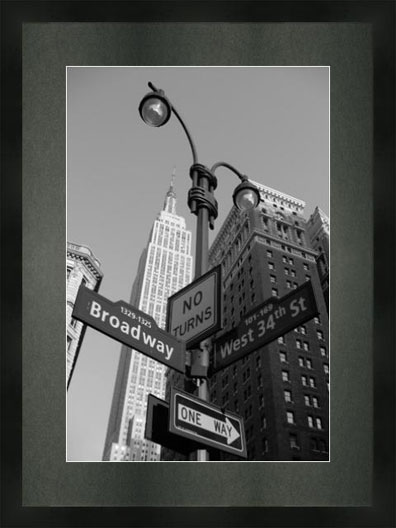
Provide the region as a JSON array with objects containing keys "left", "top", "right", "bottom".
[
  {"left": 72, "top": 286, "right": 185, "bottom": 374},
  {"left": 166, "top": 266, "right": 221, "bottom": 348},
  {"left": 213, "top": 280, "right": 319, "bottom": 372},
  {"left": 169, "top": 387, "right": 247, "bottom": 458}
]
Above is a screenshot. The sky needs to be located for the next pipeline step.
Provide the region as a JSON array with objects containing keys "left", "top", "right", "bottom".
[{"left": 66, "top": 66, "right": 329, "bottom": 461}]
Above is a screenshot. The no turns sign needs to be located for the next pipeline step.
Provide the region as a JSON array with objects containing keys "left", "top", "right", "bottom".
[{"left": 166, "top": 266, "right": 221, "bottom": 348}]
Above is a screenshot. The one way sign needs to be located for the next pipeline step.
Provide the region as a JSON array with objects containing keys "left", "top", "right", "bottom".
[{"left": 169, "top": 387, "right": 247, "bottom": 458}]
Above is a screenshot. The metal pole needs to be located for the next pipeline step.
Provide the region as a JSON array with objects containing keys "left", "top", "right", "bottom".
[
  {"left": 194, "top": 172, "right": 210, "bottom": 462},
  {"left": 146, "top": 83, "right": 211, "bottom": 461}
]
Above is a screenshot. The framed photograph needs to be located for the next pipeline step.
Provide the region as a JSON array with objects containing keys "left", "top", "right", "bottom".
[{"left": 2, "top": 1, "right": 394, "bottom": 527}]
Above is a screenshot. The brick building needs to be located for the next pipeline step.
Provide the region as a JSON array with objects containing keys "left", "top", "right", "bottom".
[{"left": 163, "top": 180, "right": 329, "bottom": 461}]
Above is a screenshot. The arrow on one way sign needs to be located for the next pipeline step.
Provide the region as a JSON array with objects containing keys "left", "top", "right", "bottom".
[
  {"left": 169, "top": 387, "right": 247, "bottom": 458},
  {"left": 177, "top": 404, "right": 240, "bottom": 445}
]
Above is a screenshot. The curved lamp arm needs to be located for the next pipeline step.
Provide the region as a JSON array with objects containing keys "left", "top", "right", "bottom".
[
  {"left": 148, "top": 82, "right": 198, "bottom": 164},
  {"left": 210, "top": 161, "right": 247, "bottom": 181}
]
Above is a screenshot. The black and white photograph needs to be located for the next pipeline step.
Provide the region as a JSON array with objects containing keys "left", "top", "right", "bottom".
[
  {"left": 2, "top": 1, "right": 395, "bottom": 524},
  {"left": 67, "top": 66, "right": 330, "bottom": 462}
]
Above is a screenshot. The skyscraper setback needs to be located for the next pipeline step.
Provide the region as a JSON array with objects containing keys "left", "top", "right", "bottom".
[{"left": 102, "top": 175, "right": 193, "bottom": 461}]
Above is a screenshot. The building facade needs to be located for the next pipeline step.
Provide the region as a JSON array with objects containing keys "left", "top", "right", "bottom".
[
  {"left": 163, "top": 181, "right": 329, "bottom": 461},
  {"left": 66, "top": 242, "right": 103, "bottom": 389},
  {"left": 307, "top": 207, "right": 330, "bottom": 313},
  {"left": 208, "top": 182, "right": 329, "bottom": 461},
  {"left": 102, "top": 178, "right": 193, "bottom": 461}
]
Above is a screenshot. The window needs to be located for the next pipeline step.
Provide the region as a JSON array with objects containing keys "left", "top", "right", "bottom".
[
  {"left": 267, "top": 250, "right": 273, "bottom": 257},
  {"left": 298, "top": 357, "right": 304, "bottom": 367},
  {"left": 309, "top": 377, "right": 316, "bottom": 388},
  {"left": 317, "top": 330, "right": 324, "bottom": 340},
  {"left": 281, "top": 370, "right": 290, "bottom": 382},
  {"left": 259, "top": 394, "right": 264, "bottom": 407},
  {"left": 271, "top": 288, "right": 278, "bottom": 297},
  {"left": 290, "top": 434, "right": 299, "bottom": 449},
  {"left": 300, "top": 326, "right": 307, "bottom": 335},
  {"left": 312, "top": 397, "right": 319, "bottom": 408},
  {"left": 262, "top": 217, "right": 269, "bottom": 230},
  {"left": 303, "top": 263, "right": 309, "bottom": 271},
  {"left": 284, "top": 390, "right": 292, "bottom": 403},
  {"left": 316, "top": 417, "right": 323, "bottom": 429},
  {"left": 324, "top": 364, "right": 329, "bottom": 375},
  {"left": 305, "top": 275, "right": 311, "bottom": 281},
  {"left": 278, "top": 336, "right": 285, "bottom": 344},
  {"left": 307, "top": 415, "right": 314, "bottom": 428},
  {"left": 244, "top": 404, "right": 253, "bottom": 420},
  {"left": 289, "top": 258, "right": 294, "bottom": 265},
  {"left": 314, "top": 316, "right": 321, "bottom": 324},
  {"left": 242, "top": 368, "right": 251, "bottom": 383},
  {"left": 286, "top": 411, "right": 295, "bottom": 424},
  {"left": 286, "top": 280, "right": 291, "bottom": 288},
  {"left": 319, "top": 439, "right": 327, "bottom": 452},
  {"left": 284, "top": 267, "right": 289, "bottom": 275},
  {"left": 282, "top": 256, "right": 288, "bottom": 263},
  {"left": 304, "top": 395, "right": 310, "bottom": 406},
  {"left": 320, "top": 346, "right": 327, "bottom": 357},
  {"left": 270, "top": 275, "right": 276, "bottom": 283},
  {"left": 303, "top": 342, "right": 309, "bottom": 351},
  {"left": 268, "top": 262, "right": 275, "bottom": 270},
  {"left": 243, "top": 386, "right": 252, "bottom": 399},
  {"left": 279, "top": 351, "right": 287, "bottom": 363},
  {"left": 306, "top": 359, "right": 312, "bottom": 369},
  {"left": 296, "top": 339, "right": 302, "bottom": 349},
  {"left": 301, "top": 375, "right": 307, "bottom": 386},
  {"left": 260, "top": 415, "right": 267, "bottom": 429},
  {"left": 291, "top": 269, "right": 296, "bottom": 277}
]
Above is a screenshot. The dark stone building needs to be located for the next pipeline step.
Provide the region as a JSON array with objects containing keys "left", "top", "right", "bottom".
[{"left": 163, "top": 181, "right": 329, "bottom": 461}]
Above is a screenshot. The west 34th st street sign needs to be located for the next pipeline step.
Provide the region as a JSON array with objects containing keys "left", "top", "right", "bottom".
[
  {"left": 213, "top": 281, "right": 319, "bottom": 372},
  {"left": 72, "top": 286, "right": 186, "bottom": 374},
  {"left": 169, "top": 387, "right": 247, "bottom": 458}
]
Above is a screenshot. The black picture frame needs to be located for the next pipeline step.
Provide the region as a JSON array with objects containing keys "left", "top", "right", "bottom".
[{"left": 1, "top": 1, "right": 394, "bottom": 527}]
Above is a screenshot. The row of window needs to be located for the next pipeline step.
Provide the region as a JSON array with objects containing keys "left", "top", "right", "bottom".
[
  {"left": 284, "top": 389, "right": 320, "bottom": 408},
  {"left": 270, "top": 274, "right": 311, "bottom": 286},
  {"left": 282, "top": 370, "right": 317, "bottom": 388},
  {"left": 282, "top": 351, "right": 328, "bottom": 375},
  {"left": 267, "top": 251, "right": 312, "bottom": 269},
  {"left": 287, "top": 411, "right": 323, "bottom": 429}
]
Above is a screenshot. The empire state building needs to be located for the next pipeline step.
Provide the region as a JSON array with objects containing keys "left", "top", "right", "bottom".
[{"left": 103, "top": 174, "right": 193, "bottom": 461}]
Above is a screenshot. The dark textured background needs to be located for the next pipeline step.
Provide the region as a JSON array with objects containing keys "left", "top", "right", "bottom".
[{"left": 22, "top": 23, "right": 372, "bottom": 507}]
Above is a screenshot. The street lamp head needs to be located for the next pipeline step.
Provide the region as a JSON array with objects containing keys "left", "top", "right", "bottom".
[
  {"left": 233, "top": 179, "right": 260, "bottom": 211},
  {"left": 139, "top": 90, "right": 172, "bottom": 127}
]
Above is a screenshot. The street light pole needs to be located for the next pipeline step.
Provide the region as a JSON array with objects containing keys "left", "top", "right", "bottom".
[
  {"left": 142, "top": 82, "right": 213, "bottom": 460},
  {"left": 139, "top": 83, "right": 260, "bottom": 461}
]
